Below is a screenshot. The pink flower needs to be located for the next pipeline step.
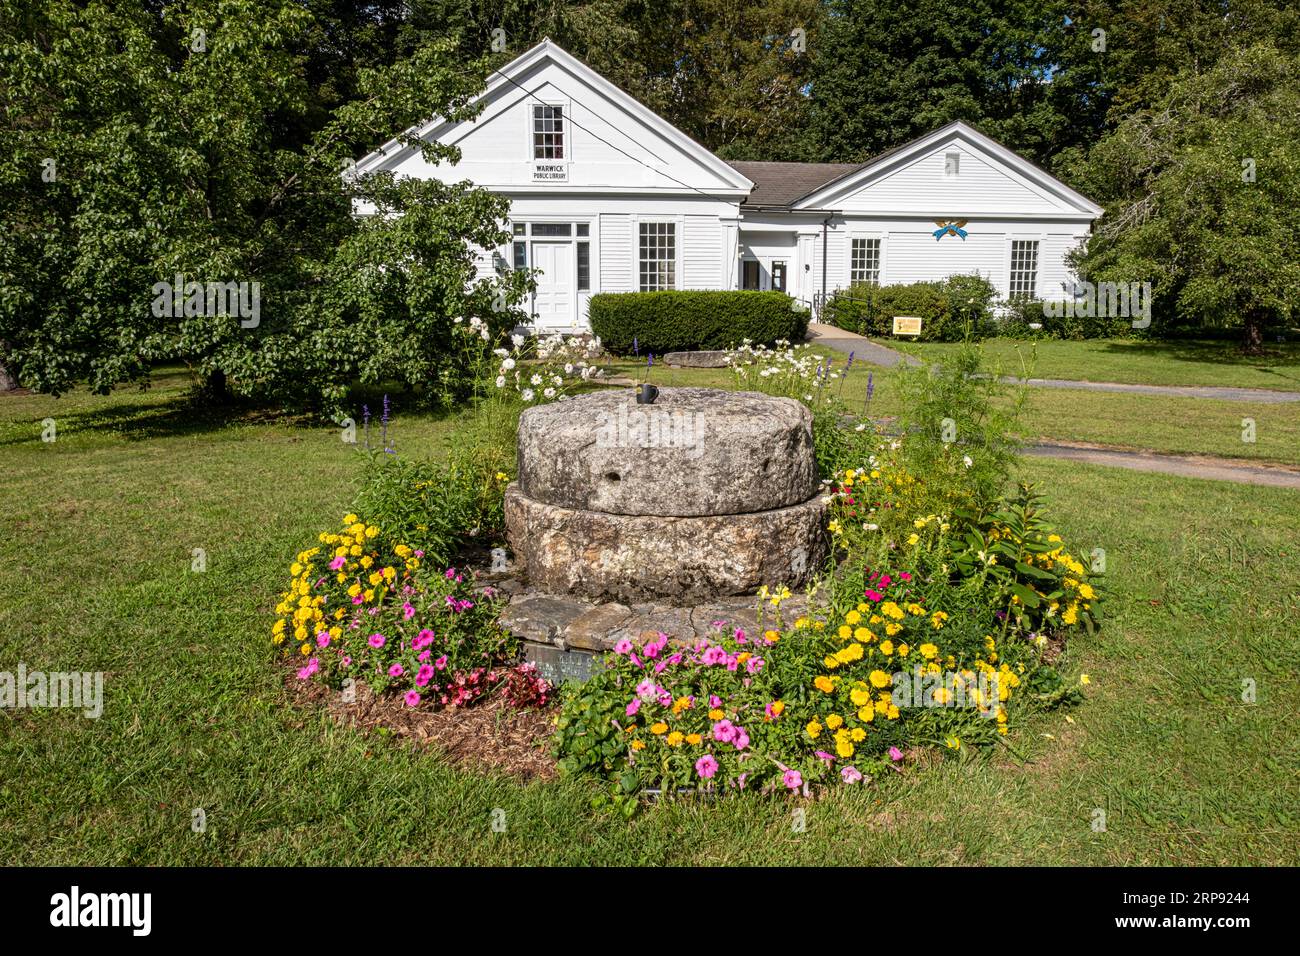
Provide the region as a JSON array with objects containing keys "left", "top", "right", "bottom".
[
  {"left": 732, "top": 729, "right": 750, "bottom": 751},
  {"left": 695, "top": 755, "right": 719, "bottom": 779},
  {"left": 842, "top": 766, "right": 864, "bottom": 784},
  {"left": 316, "top": 632, "right": 330, "bottom": 648},
  {"left": 368, "top": 633, "right": 386, "bottom": 648},
  {"left": 878, "top": 574, "right": 892, "bottom": 587},
  {"left": 626, "top": 698, "right": 641, "bottom": 717},
  {"left": 709, "top": 695, "right": 723, "bottom": 709},
  {"left": 864, "top": 589, "right": 884, "bottom": 602},
  {"left": 296, "top": 658, "right": 319, "bottom": 680},
  {"left": 402, "top": 602, "right": 416, "bottom": 620},
  {"left": 404, "top": 690, "right": 421, "bottom": 707},
  {"left": 888, "top": 746, "right": 904, "bottom": 762},
  {"left": 636, "top": 679, "right": 656, "bottom": 700},
  {"left": 415, "top": 628, "right": 435, "bottom": 650},
  {"left": 815, "top": 750, "right": 835, "bottom": 764},
  {"left": 712, "top": 719, "right": 736, "bottom": 743},
  {"left": 614, "top": 638, "right": 633, "bottom": 655},
  {"left": 418, "top": 650, "right": 431, "bottom": 662},
  {"left": 702, "top": 646, "right": 727, "bottom": 666},
  {"left": 329, "top": 555, "right": 346, "bottom": 571},
  {"left": 745, "top": 657, "right": 763, "bottom": 674},
  {"left": 783, "top": 769, "right": 803, "bottom": 790},
  {"left": 416, "top": 665, "right": 434, "bottom": 686},
  {"left": 434, "top": 655, "right": 448, "bottom": 670},
  {"left": 388, "top": 664, "right": 404, "bottom": 677},
  {"left": 899, "top": 572, "right": 912, "bottom": 582},
  {"left": 352, "top": 595, "right": 364, "bottom": 605}
]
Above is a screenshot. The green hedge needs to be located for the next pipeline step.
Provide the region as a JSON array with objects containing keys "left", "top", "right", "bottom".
[
  {"left": 822, "top": 274, "right": 997, "bottom": 342},
  {"left": 588, "top": 290, "right": 808, "bottom": 355},
  {"left": 996, "top": 298, "right": 1139, "bottom": 339}
]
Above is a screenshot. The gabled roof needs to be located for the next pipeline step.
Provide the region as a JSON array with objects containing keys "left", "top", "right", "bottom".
[
  {"left": 725, "top": 161, "right": 863, "bottom": 207},
  {"left": 351, "top": 39, "right": 754, "bottom": 196},
  {"left": 793, "top": 120, "right": 1103, "bottom": 217}
]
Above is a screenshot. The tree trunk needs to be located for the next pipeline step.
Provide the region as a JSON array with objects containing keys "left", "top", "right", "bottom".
[
  {"left": 1242, "top": 310, "right": 1265, "bottom": 355},
  {"left": 0, "top": 341, "right": 19, "bottom": 391}
]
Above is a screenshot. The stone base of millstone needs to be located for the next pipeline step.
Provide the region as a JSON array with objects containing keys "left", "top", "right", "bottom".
[
  {"left": 504, "top": 484, "right": 828, "bottom": 604},
  {"left": 500, "top": 589, "right": 812, "bottom": 684}
]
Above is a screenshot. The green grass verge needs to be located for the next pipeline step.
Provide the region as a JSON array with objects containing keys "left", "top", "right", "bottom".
[
  {"left": 884, "top": 337, "right": 1300, "bottom": 391},
  {"left": 1, "top": 371, "right": 1296, "bottom": 864}
]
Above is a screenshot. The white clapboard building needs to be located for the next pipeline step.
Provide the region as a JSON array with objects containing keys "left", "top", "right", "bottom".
[{"left": 351, "top": 39, "right": 1103, "bottom": 333}]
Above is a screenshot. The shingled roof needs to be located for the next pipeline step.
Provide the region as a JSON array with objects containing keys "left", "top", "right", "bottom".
[{"left": 726, "top": 160, "right": 865, "bottom": 207}]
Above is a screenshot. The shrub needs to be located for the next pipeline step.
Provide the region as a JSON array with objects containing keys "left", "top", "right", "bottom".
[
  {"left": 996, "top": 297, "right": 1137, "bottom": 339},
  {"left": 823, "top": 274, "right": 996, "bottom": 342},
  {"left": 272, "top": 515, "right": 523, "bottom": 707},
  {"left": 588, "top": 290, "right": 808, "bottom": 355}
]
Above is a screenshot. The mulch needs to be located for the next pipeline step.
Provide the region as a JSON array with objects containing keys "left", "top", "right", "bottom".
[{"left": 284, "top": 669, "right": 560, "bottom": 782}]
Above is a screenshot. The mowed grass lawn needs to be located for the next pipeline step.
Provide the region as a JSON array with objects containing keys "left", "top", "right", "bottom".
[
  {"left": 636, "top": 343, "right": 1300, "bottom": 467},
  {"left": 887, "top": 336, "right": 1300, "bottom": 391},
  {"left": 1, "top": 368, "right": 1297, "bottom": 865}
]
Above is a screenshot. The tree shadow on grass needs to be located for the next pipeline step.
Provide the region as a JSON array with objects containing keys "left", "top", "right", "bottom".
[{"left": 1094, "top": 339, "right": 1300, "bottom": 384}]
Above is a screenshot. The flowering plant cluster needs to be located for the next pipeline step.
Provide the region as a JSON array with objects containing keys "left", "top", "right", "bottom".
[
  {"left": 490, "top": 329, "right": 606, "bottom": 404},
  {"left": 273, "top": 515, "right": 535, "bottom": 709}
]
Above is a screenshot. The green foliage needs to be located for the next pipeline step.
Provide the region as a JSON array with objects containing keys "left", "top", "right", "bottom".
[
  {"left": 996, "top": 298, "right": 1136, "bottom": 340},
  {"left": 892, "top": 343, "right": 1027, "bottom": 514},
  {"left": 823, "top": 275, "right": 996, "bottom": 342},
  {"left": 0, "top": 0, "right": 531, "bottom": 410},
  {"left": 952, "top": 483, "right": 1104, "bottom": 636},
  {"left": 1072, "top": 43, "right": 1300, "bottom": 348},
  {"left": 589, "top": 290, "right": 808, "bottom": 355}
]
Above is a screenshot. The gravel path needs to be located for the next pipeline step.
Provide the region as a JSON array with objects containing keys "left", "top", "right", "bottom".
[{"left": 1025, "top": 442, "right": 1300, "bottom": 489}]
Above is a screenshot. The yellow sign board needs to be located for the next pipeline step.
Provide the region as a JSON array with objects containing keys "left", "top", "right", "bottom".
[{"left": 892, "top": 315, "right": 923, "bottom": 337}]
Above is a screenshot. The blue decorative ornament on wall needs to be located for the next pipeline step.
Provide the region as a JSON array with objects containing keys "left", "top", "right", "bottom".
[{"left": 933, "top": 220, "right": 968, "bottom": 240}]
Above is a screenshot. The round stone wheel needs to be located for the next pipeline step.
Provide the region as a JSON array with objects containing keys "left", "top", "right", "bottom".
[
  {"left": 504, "top": 483, "right": 828, "bottom": 604},
  {"left": 516, "top": 386, "right": 816, "bottom": 517}
]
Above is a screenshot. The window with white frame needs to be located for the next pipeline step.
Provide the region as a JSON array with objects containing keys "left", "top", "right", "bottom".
[
  {"left": 638, "top": 222, "right": 675, "bottom": 291},
  {"left": 850, "top": 237, "right": 881, "bottom": 285},
  {"left": 1009, "top": 240, "right": 1039, "bottom": 299},
  {"left": 533, "top": 105, "right": 564, "bottom": 159}
]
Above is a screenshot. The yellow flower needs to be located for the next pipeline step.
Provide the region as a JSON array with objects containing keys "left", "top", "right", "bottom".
[
  {"left": 806, "top": 720, "right": 823, "bottom": 738},
  {"left": 837, "top": 625, "right": 853, "bottom": 641},
  {"left": 770, "top": 700, "right": 785, "bottom": 717},
  {"left": 881, "top": 602, "right": 905, "bottom": 620},
  {"left": 1078, "top": 582, "right": 1095, "bottom": 599},
  {"left": 850, "top": 686, "right": 872, "bottom": 706},
  {"left": 666, "top": 731, "right": 684, "bottom": 746},
  {"left": 825, "top": 714, "right": 843, "bottom": 730},
  {"left": 885, "top": 622, "right": 902, "bottom": 636},
  {"left": 897, "top": 643, "right": 910, "bottom": 656},
  {"left": 834, "top": 643, "right": 863, "bottom": 664},
  {"left": 631, "top": 739, "right": 646, "bottom": 751},
  {"left": 869, "top": 670, "right": 891, "bottom": 689},
  {"left": 944, "top": 735, "right": 961, "bottom": 750},
  {"left": 650, "top": 722, "right": 668, "bottom": 735},
  {"left": 907, "top": 533, "right": 920, "bottom": 545},
  {"left": 708, "top": 708, "right": 725, "bottom": 720},
  {"left": 853, "top": 626, "right": 873, "bottom": 643},
  {"left": 845, "top": 609, "right": 862, "bottom": 626},
  {"left": 1080, "top": 673, "right": 1091, "bottom": 685},
  {"left": 814, "top": 676, "right": 836, "bottom": 693},
  {"left": 857, "top": 705, "right": 875, "bottom": 722},
  {"left": 930, "top": 611, "right": 949, "bottom": 629},
  {"left": 685, "top": 733, "right": 702, "bottom": 745},
  {"left": 365, "top": 526, "right": 379, "bottom": 538},
  {"left": 879, "top": 640, "right": 894, "bottom": 656},
  {"left": 342, "top": 513, "right": 358, "bottom": 525},
  {"left": 919, "top": 643, "right": 939, "bottom": 660},
  {"left": 764, "top": 629, "right": 781, "bottom": 643},
  {"left": 496, "top": 472, "right": 509, "bottom": 482},
  {"left": 835, "top": 739, "right": 854, "bottom": 758},
  {"left": 849, "top": 728, "right": 865, "bottom": 742}
]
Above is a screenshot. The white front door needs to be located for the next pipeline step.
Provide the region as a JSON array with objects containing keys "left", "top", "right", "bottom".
[{"left": 530, "top": 241, "right": 574, "bottom": 330}]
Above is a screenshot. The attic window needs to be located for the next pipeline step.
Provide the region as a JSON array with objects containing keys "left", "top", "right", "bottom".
[
  {"left": 944, "top": 152, "right": 960, "bottom": 177},
  {"left": 533, "top": 105, "right": 564, "bottom": 159}
]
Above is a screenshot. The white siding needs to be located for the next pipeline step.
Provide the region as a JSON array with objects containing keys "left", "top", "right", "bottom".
[
  {"left": 683, "top": 215, "right": 723, "bottom": 289},
  {"left": 599, "top": 213, "right": 633, "bottom": 292},
  {"left": 883, "top": 229, "right": 1004, "bottom": 287}
]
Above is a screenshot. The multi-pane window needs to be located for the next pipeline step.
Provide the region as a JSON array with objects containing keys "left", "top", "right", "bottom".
[
  {"left": 639, "top": 222, "right": 675, "bottom": 291},
  {"left": 850, "top": 238, "right": 881, "bottom": 285},
  {"left": 741, "top": 260, "right": 760, "bottom": 290},
  {"left": 577, "top": 242, "right": 590, "bottom": 291},
  {"left": 1009, "top": 240, "right": 1039, "bottom": 299},
  {"left": 533, "top": 105, "right": 564, "bottom": 159},
  {"left": 511, "top": 224, "right": 527, "bottom": 270}
]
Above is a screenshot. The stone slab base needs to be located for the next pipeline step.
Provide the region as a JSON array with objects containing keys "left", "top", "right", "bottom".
[{"left": 504, "top": 484, "right": 827, "bottom": 604}]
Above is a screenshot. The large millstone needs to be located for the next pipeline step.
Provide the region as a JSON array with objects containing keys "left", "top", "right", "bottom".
[
  {"left": 515, "top": 386, "right": 816, "bottom": 517},
  {"left": 505, "top": 386, "right": 827, "bottom": 604},
  {"left": 504, "top": 484, "right": 827, "bottom": 603}
]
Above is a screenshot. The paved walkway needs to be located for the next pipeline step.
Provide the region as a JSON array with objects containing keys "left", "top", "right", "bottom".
[
  {"left": 1007, "top": 377, "right": 1300, "bottom": 403},
  {"left": 805, "top": 323, "right": 919, "bottom": 368},
  {"left": 1025, "top": 442, "right": 1300, "bottom": 489}
]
